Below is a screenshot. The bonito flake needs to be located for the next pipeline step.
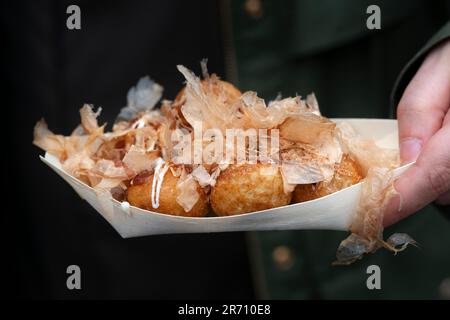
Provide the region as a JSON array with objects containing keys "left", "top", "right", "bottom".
[{"left": 333, "top": 124, "right": 414, "bottom": 265}]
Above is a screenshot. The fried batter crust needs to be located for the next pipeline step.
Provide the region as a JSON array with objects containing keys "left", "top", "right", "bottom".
[
  {"left": 126, "top": 170, "right": 209, "bottom": 217},
  {"left": 211, "top": 163, "right": 292, "bottom": 216},
  {"left": 293, "top": 154, "right": 362, "bottom": 203}
]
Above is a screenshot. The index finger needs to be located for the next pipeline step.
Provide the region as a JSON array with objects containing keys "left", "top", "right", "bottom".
[{"left": 397, "top": 40, "right": 450, "bottom": 163}]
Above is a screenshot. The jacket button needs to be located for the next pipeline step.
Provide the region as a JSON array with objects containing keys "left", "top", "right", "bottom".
[
  {"left": 244, "top": 0, "right": 263, "bottom": 19},
  {"left": 439, "top": 278, "right": 450, "bottom": 299},
  {"left": 272, "top": 245, "right": 294, "bottom": 270}
]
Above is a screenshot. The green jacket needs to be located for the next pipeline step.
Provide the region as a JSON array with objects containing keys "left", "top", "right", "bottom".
[{"left": 226, "top": 0, "right": 450, "bottom": 299}]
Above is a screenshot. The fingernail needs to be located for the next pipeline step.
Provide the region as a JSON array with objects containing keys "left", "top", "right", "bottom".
[{"left": 400, "top": 138, "right": 422, "bottom": 163}]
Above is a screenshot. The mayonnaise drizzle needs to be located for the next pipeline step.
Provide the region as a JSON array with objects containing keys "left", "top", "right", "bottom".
[
  {"left": 131, "top": 117, "right": 146, "bottom": 129},
  {"left": 151, "top": 157, "right": 169, "bottom": 209}
]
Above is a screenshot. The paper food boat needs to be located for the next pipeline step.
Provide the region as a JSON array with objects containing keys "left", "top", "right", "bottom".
[{"left": 40, "top": 118, "right": 412, "bottom": 238}]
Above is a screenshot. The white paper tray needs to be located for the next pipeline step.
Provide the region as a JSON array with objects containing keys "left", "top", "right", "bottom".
[{"left": 40, "top": 119, "right": 412, "bottom": 238}]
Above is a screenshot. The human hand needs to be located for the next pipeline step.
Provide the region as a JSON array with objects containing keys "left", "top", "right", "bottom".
[{"left": 384, "top": 39, "right": 450, "bottom": 226}]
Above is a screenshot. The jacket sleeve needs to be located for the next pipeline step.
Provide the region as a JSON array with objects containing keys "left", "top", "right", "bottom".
[
  {"left": 390, "top": 20, "right": 450, "bottom": 217},
  {"left": 390, "top": 20, "right": 450, "bottom": 110}
]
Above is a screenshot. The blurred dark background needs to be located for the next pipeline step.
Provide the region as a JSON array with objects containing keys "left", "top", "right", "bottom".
[{"left": 4, "top": 0, "right": 254, "bottom": 299}]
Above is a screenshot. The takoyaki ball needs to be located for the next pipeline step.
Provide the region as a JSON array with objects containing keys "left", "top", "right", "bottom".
[
  {"left": 172, "top": 79, "right": 241, "bottom": 129},
  {"left": 211, "top": 163, "right": 292, "bottom": 216},
  {"left": 292, "top": 154, "right": 362, "bottom": 203},
  {"left": 174, "top": 78, "right": 242, "bottom": 106},
  {"left": 126, "top": 170, "right": 209, "bottom": 217}
]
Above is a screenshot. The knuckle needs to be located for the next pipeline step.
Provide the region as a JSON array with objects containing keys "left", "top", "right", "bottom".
[
  {"left": 396, "top": 100, "right": 409, "bottom": 119},
  {"left": 426, "top": 162, "right": 450, "bottom": 197},
  {"left": 397, "top": 99, "right": 445, "bottom": 140},
  {"left": 397, "top": 100, "right": 427, "bottom": 120}
]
